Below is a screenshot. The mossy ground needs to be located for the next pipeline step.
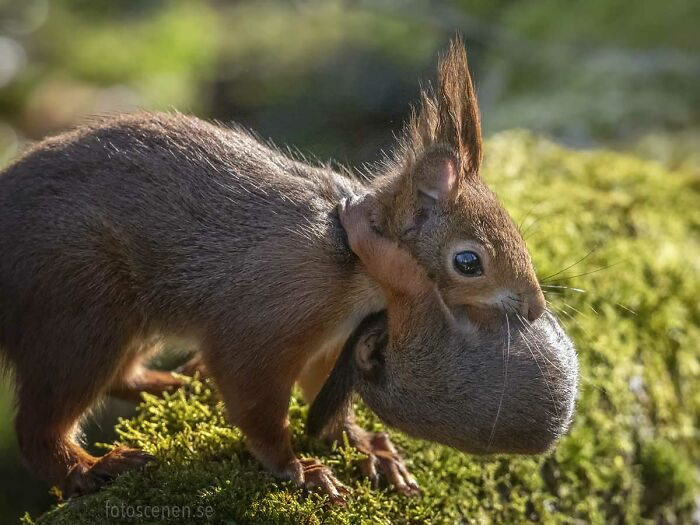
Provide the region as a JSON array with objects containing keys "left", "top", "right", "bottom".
[{"left": 25, "top": 132, "right": 699, "bottom": 524}]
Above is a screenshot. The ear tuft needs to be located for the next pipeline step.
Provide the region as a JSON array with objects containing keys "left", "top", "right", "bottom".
[
  {"left": 436, "top": 36, "right": 482, "bottom": 176},
  {"left": 401, "top": 37, "right": 483, "bottom": 180}
]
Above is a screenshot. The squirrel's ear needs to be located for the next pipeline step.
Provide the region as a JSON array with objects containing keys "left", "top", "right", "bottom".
[
  {"left": 397, "top": 149, "right": 460, "bottom": 235},
  {"left": 414, "top": 148, "right": 460, "bottom": 203},
  {"left": 354, "top": 316, "right": 388, "bottom": 378}
]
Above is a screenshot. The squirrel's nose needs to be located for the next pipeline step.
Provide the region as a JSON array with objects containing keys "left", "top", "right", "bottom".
[{"left": 524, "top": 290, "right": 546, "bottom": 322}]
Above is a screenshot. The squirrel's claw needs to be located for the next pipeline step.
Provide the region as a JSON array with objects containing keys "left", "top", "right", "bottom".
[
  {"left": 358, "top": 432, "right": 420, "bottom": 496},
  {"left": 62, "top": 447, "right": 155, "bottom": 498},
  {"left": 294, "top": 458, "right": 350, "bottom": 506}
]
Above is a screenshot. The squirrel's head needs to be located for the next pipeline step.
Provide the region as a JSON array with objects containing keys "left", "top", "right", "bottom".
[{"left": 371, "top": 39, "right": 544, "bottom": 325}]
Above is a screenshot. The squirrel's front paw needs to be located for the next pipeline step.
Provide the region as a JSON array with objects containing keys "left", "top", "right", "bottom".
[
  {"left": 338, "top": 195, "right": 378, "bottom": 251},
  {"left": 286, "top": 458, "right": 350, "bottom": 506}
]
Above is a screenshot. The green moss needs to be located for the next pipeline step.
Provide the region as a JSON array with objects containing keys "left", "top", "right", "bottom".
[{"left": 27, "top": 132, "right": 699, "bottom": 524}]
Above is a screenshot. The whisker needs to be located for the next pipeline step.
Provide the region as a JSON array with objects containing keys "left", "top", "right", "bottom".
[
  {"left": 563, "top": 302, "right": 591, "bottom": 319},
  {"left": 517, "top": 314, "right": 567, "bottom": 375},
  {"left": 517, "top": 203, "right": 540, "bottom": 233},
  {"left": 518, "top": 320, "right": 561, "bottom": 420},
  {"left": 616, "top": 303, "right": 638, "bottom": 316},
  {"left": 542, "top": 260, "right": 626, "bottom": 284},
  {"left": 556, "top": 304, "right": 585, "bottom": 329},
  {"left": 558, "top": 309, "right": 575, "bottom": 320},
  {"left": 521, "top": 322, "right": 567, "bottom": 393},
  {"left": 488, "top": 310, "right": 511, "bottom": 451},
  {"left": 545, "top": 298, "right": 567, "bottom": 312},
  {"left": 524, "top": 225, "right": 542, "bottom": 241},
  {"left": 541, "top": 284, "right": 586, "bottom": 293},
  {"left": 539, "top": 248, "right": 599, "bottom": 282},
  {"left": 505, "top": 312, "right": 511, "bottom": 380},
  {"left": 542, "top": 290, "right": 565, "bottom": 296},
  {"left": 521, "top": 216, "right": 543, "bottom": 239},
  {"left": 545, "top": 298, "right": 573, "bottom": 319}
]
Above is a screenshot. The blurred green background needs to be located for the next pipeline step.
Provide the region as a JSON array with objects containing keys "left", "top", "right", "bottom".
[{"left": 0, "top": 0, "right": 698, "bottom": 522}]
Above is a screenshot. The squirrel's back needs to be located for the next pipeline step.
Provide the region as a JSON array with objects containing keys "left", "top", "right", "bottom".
[
  {"left": 0, "top": 112, "right": 362, "bottom": 351},
  {"left": 0, "top": 112, "right": 353, "bottom": 217}
]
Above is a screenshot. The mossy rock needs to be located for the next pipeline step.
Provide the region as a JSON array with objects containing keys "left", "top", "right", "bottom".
[{"left": 25, "top": 132, "right": 699, "bottom": 524}]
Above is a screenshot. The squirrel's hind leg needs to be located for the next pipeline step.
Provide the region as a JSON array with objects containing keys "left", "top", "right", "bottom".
[
  {"left": 108, "top": 367, "right": 184, "bottom": 402},
  {"left": 108, "top": 341, "right": 211, "bottom": 402},
  {"left": 107, "top": 341, "right": 184, "bottom": 402},
  {"left": 13, "top": 332, "right": 154, "bottom": 497}
]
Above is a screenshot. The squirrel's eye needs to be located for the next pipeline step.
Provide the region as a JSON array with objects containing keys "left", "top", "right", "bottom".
[{"left": 454, "top": 251, "right": 483, "bottom": 277}]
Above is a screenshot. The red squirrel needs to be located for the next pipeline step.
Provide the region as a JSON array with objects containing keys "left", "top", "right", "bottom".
[{"left": 0, "top": 39, "right": 577, "bottom": 502}]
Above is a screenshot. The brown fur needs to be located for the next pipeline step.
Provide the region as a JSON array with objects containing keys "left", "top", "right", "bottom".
[{"left": 0, "top": 40, "right": 572, "bottom": 500}]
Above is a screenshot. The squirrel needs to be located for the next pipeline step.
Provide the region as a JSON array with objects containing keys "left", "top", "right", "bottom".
[
  {"left": 0, "top": 39, "right": 576, "bottom": 503},
  {"left": 308, "top": 195, "right": 578, "bottom": 459}
]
